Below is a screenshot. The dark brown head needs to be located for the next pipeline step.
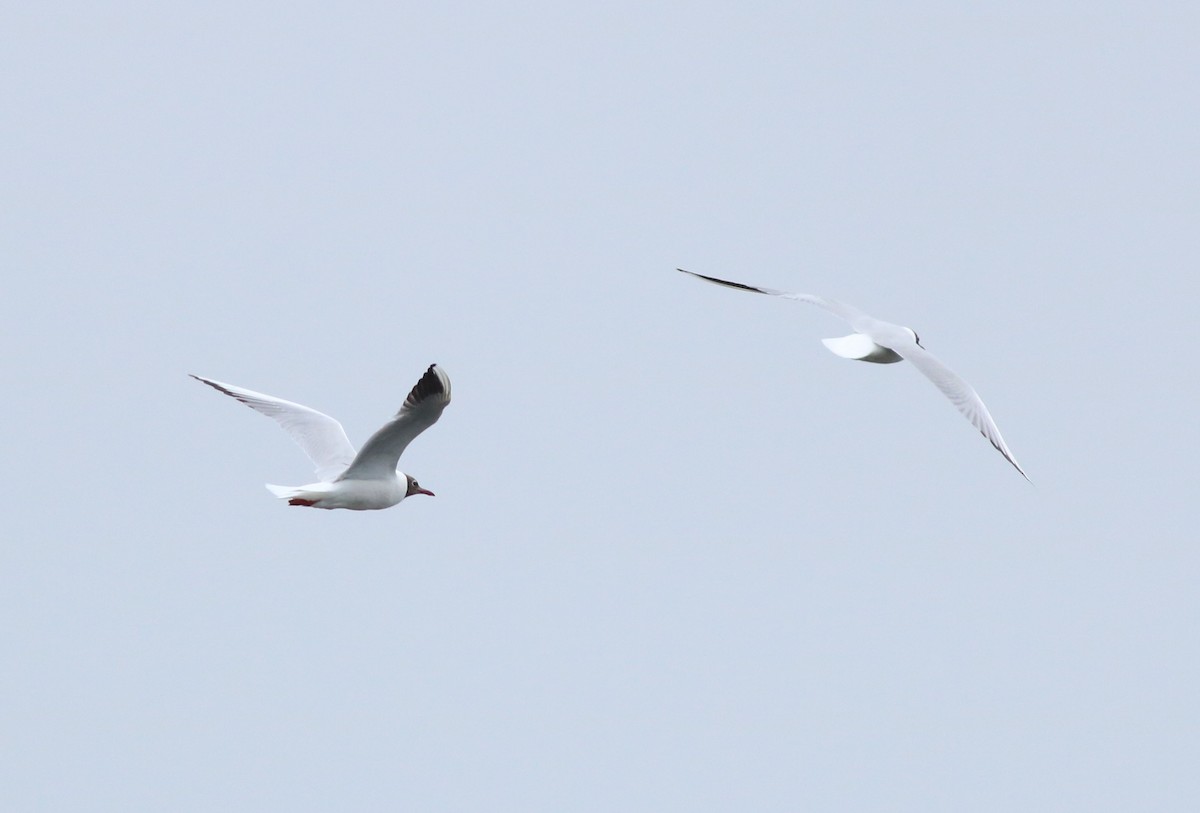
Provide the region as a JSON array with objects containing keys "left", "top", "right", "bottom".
[{"left": 404, "top": 473, "right": 434, "bottom": 497}]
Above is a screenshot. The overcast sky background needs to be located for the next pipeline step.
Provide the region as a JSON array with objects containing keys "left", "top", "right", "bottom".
[{"left": 4, "top": 2, "right": 1199, "bottom": 810}]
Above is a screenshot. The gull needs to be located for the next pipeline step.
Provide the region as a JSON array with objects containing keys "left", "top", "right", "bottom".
[
  {"left": 679, "top": 269, "right": 1029, "bottom": 480},
  {"left": 190, "top": 364, "right": 452, "bottom": 509}
]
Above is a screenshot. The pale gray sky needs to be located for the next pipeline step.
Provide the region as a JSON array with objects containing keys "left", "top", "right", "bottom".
[{"left": 4, "top": 2, "right": 1199, "bottom": 810}]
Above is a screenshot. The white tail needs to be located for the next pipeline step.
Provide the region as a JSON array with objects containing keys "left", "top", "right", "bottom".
[
  {"left": 263, "top": 482, "right": 337, "bottom": 507},
  {"left": 265, "top": 483, "right": 299, "bottom": 500}
]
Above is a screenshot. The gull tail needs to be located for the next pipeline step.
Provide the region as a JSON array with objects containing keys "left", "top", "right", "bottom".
[{"left": 265, "top": 483, "right": 321, "bottom": 507}]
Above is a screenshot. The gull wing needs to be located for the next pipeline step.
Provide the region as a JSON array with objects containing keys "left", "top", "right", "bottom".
[
  {"left": 337, "top": 364, "right": 452, "bottom": 481},
  {"left": 897, "top": 345, "right": 1030, "bottom": 481},
  {"left": 677, "top": 268, "right": 873, "bottom": 330},
  {"left": 190, "top": 374, "right": 357, "bottom": 482}
]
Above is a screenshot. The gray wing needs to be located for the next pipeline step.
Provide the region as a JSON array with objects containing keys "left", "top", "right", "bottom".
[
  {"left": 190, "top": 374, "right": 357, "bottom": 482},
  {"left": 337, "top": 364, "right": 452, "bottom": 481},
  {"left": 897, "top": 345, "right": 1030, "bottom": 481},
  {"left": 677, "top": 268, "right": 873, "bottom": 329}
]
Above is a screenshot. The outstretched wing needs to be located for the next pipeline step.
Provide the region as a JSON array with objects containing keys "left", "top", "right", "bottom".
[
  {"left": 337, "top": 364, "right": 452, "bottom": 481},
  {"left": 190, "top": 374, "right": 357, "bottom": 482},
  {"left": 677, "top": 268, "right": 872, "bottom": 329},
  {"left": 898, "top": 345, "right": 1030, "bottom": 481}
]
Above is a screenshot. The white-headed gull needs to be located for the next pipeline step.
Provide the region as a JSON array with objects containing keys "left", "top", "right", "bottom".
[
  {"left": 679, "top": 269, "right": 1029, "bottom": 481},
  {"left": 190, "top": 364, "right": 452, "bottom": 509}
]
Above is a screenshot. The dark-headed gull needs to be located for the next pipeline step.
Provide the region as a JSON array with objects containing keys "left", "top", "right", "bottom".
[
  {"left": 190, "top": 364, "right": 452, "bottom": 509},
  {"left": 679, "top": 269, "right": 1029, "bottom": 481}
]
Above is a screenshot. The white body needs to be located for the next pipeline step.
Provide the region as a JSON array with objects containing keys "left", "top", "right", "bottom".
[
  {"left": 821, "top": 333, "right": 903, "bottom": 364},
  {"left": 264, "top": 479, "right": 408, "bottom": 511},
  {"left": 679, "top": 269, "right": 1029, "bottom": 480},
  {"left": 192, "top": 364, "right": 452, "bottom": 510}
]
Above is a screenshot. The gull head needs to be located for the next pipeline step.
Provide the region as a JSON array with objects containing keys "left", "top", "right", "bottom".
[{"left": 404, "top": 473, "right": 434, "bottom": 497}]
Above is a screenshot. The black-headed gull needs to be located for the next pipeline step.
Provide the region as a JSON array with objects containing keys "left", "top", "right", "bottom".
[
  {"left": 679, "top": 269, "right": 1029, "bottom": 481},
  {"left": 190, "top": 364, "right": 452, "bottom": 509}
]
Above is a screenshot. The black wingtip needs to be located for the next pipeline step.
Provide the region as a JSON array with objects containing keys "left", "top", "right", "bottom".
[
  {"left": 981, "top": 429, "right": 1032, "bottom": 483},
  {"left": 190, "top": 373, "right": 232, "bottom": 398},
  {"left": 405, "top": 364, "right": 449, "bottom": 406},
  {"left": 678, "top": 268, "right": 766, "bottom": 295}
]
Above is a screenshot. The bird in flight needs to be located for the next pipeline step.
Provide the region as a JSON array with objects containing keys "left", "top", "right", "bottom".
[
  {"left": 191, "top": 363, "right": 452, "bottom": 509},
  {"left": 679, "top": 269, "right": 1029, "bottom": 481}
]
